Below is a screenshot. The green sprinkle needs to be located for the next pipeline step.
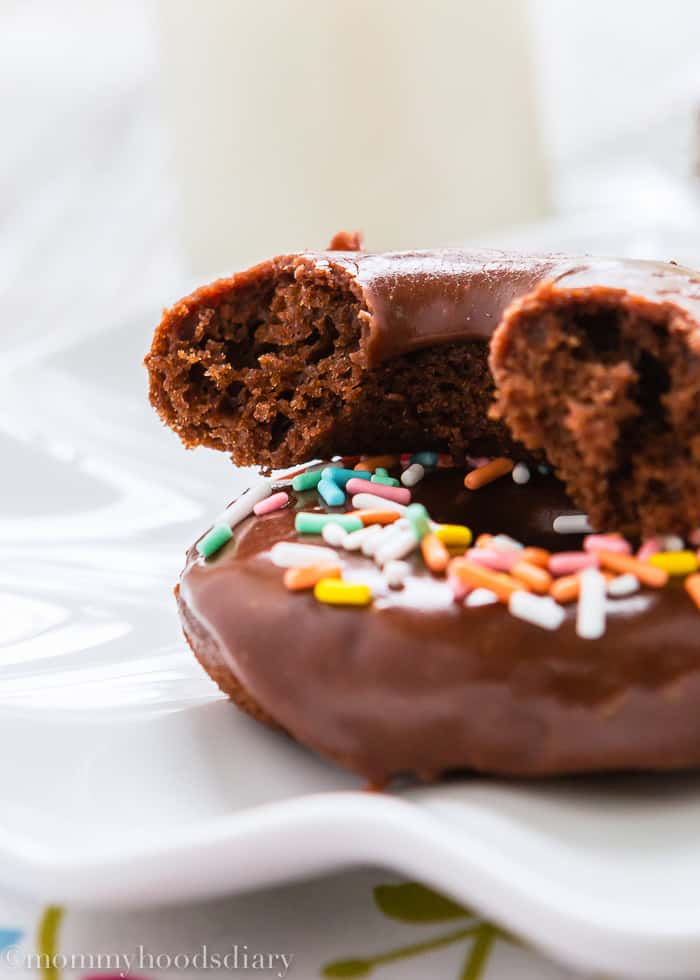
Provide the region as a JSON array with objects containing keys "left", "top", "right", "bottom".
[
  {"left": 406, "top": 503, "right": 430, "bottom": 540},
  {"left": 371, "top": 470, "right": 400, "bottom": 487},
  {"left": 197, "top": 523, "right": 233, "bottom": 558},
  {"left": 295, "top": 512, "right": 363, "bottom": 534},
  {"left": 292, "top": 469, "right": 324, "bottom": 492},
  {"left": 322, "top": 467, "right": 371, "bottom": 486}
]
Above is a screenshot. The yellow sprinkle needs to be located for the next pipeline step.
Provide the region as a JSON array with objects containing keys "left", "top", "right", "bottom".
[
  {"left": 648, "top": 551, "right": 699, "bottom": 576},
  {"left": 314, "top": 578, "right": 373, "bottom": 606},
  {"left": 435, "top": 524, "right": 473, "bottom": 548}
]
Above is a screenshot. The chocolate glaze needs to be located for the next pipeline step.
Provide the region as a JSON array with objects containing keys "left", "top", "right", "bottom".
[{"left": 179, "top": 470, "right": 700, "bottom": 782}]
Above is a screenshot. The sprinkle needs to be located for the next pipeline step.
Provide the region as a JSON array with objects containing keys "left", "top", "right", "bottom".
[
  {"left": 464, "top": 548, "right": 518, "bottom": 572},
  {"left": 577, "top": 568, "right": 607, "bottom": 639},
  {"left": 295, "top": 512, "right": 363, "bottom": 535},
  {"left": 401, "top": 463, "right": 425, "bottom": 488},
  {"left": 411, "top": 451, "right": 439, "bottom": 468},
  {"left": 648, "top": 550, "right": 699, "bottom": 576},
  {"left": 637, "top": 538, "right": 661, "bottom": 561},
  {"left": 291, "top": 468, "right": 324, "bottom": 492},
  {"left": 322, "top": 466, "right": 371, "bottom": 487},
  {"left": 465, "top": 588, "right": 499, "bottom": 608},
  {"left": 437, "top": 454, "right": 454, "bottom": 468},
  {"left": 421, "top": 533, "right": 450, "bottom": 573},
  {"left": 661, "top": 535, "right": 685, "bottom": 552},
  {"left": 549, "top": 574, "right": 581, "bottom": 604},
  {"left": 284, "top": 563, "right": 342, "bottom": 591},
  {"left": 491, "top": 534, "right": 524, "bottom": 554},
  {"left": 475, "top": 533, "right": 494, "bottom": 549},
  {"left": 686, "top": 573, "right": 700, "bottom": 610},
  {"left": 434, "top": 524, "right": 473, "bottom": 548},
  {"left": 253, "top": 490, "right": 289, "bottom": 516},
  {"left": 466, "top": 455, "right": 491, "bottom": 469},
  {"left": 343, "top": 525, "right": 383, "bottom": 551},
  {"left": 384, "top": 560, "right": 411, "bottom": 588},
  {"left": 314, "top": 578, "right": 372, "bottom": 607},
  {"left": 349, "top": 509, "right": 401, "bottom": 527},
  {"left": 511, "top": 559, "right": 553, "bottom": 595},
  {"left": 371, "top": 471, "right": 401, "bottom": 487},
  {"left": 537, "top": 463, "right": 551, "bottom": 475},
  {"left": 512, "top": 463, "right": 531, "bottom": 485},
  {"left": 464, "top": 457, "right": 514, "bottom": 490},
  {"left": 584, "top": 534, "right": 631, "bottom": 556},
  {"left": 355, "top": 455, "right": 399, "bottom": 472},
  {"left": 448, "top": 558, "right": 522, "bottom": 602},
  {"left": 321, "top": 522, "right": 348, "bottom": 547},
  {"left": 406, "top": 503, "right": 431, "bottom": 541},
  {"left": 215, "top": 481, "right": 272, "bottom": 527},
  {"left": 317, "top": 478, "right": 346, "bottom": 507},
  {"left": 509, "top": 591, "right": 566, "bottom": 630},
  {"left": 375, "top": 527, "right": 419, "bottom": 566},
  {"left": 196, "top": 523, "right": 233, "bottom": 558},
  {"left": 607, "top": 573, "right": 640, "bottom": 597},
  {"left": 553, "top": 514, "right": 593, "bottom": 534},
  {"left": 270, "top": 541, "right": 339, "bottom": 567},
  {"left": 362, "top": 525, "right": 392, "bottom": 557},
  {"left": 592, "top": 549, "right": 669, "bottom": 588},
  {"left": 520, "top": 547, "right": 551, "bottom": 568},
  {"left": 345, "top": 478, "right": 411, "bottom": 505},
  {"left": 549, "top": 551, "right": 598, "bottom": 576},
  {"left": 351, "top": 493, "right": 408, "bottom": 515}
]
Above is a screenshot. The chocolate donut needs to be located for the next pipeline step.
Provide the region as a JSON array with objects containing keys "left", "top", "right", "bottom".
[
  {"left": 146, "top": 246, "right": 700, "bottom": 534},
  {"left": 178, "top": 466, "right": 700, "bottom": 782}
]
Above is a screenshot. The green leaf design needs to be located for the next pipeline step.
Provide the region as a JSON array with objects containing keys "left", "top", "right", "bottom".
[
  {"left": 374, "top": 882, "right": 470, "bottom": 923},
  {"left": 322, "top": 959, "right": 372, "bottom": 977}
]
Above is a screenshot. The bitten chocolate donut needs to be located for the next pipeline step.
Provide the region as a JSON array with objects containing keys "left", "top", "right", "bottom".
[
  {"left": 146, "top": 244, "right": 700, "bottom": 535},
  {"left": 178, "top": 462, "right": 700, "bottom": 783}
]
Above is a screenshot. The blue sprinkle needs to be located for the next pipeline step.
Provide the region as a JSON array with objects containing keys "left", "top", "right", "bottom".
[
  {"left": 321, "top": 467, "right": 371, "bottom": 487},
  {"left": 411, "top": 451, "right": 439, "bottom": 468},
  {"left": 537, "top": 463, "right": 551, "bottom": 475},
  {"left": 318, "top": 478, "right": 346, "bottom": 507}
]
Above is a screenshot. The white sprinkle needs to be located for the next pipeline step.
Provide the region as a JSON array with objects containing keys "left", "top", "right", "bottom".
[
  {"left": 343, "top": 525, "right": 381, "bottom": 551},
  {"left": 607, "top": 573, "right": 640, "bottom": 597},
  {"left": 465, "top": 588, "right": 499, "bottom": 608},
  {"left": 491, "top": 534, "right": 524, "bottom": 553},
  {"left": 322, "top": 522, "right": 348, "bottom": 547},
  {"left": 215, "top": 481, "right": 271, "bottom": 528},
  {"left": 375, "top": 528, "right": 419, "bottom": 566},
  {"left": 509, "top": 591, "right": 566, "bottom": 630},
  {"left": 361, "top": 524, "right": 394, "bottom": 557},
  {"left": 401, "top": 463, "right": 425, "bottom": 488},
  {"left": 553, "top": 514, "right": 593, "bottom": 535},
  {"left": 577, "top": 568, "right": 607, "bottom": 639},
  {"left": 269, "top": 541, "right": 339, "bottom": 568},
  {"left": 351, "top": 492, "right": 408, "bottom": 515},
  {"left": 660, "top": 534, "right": 684, "bottom": 552},
  {"left": 384, "top": 560, "right": 411, "bottom": 588},
  {"left": 512, "top": 463, "right": 531, "bottom": 485}
]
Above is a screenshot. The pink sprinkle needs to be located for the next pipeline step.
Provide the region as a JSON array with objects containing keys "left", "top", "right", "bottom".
[
  {"left": 253, "top": 491, "right": 289, "bottom": 515},
  {"left": 689, "top": 529, "right": 700, "bottom": 547},
  {"left": 549, "top": 551, "right": 599, "bottom": 576},
  {"left": 583, "top": 534, "right": 632, "bottom": 556},
  {"left": 464, "top": 548, "right": 518, "bottom": 572},
  {"left": 466, "top": 455, "right": 492, "bottom": 468},
  {"left": 400, "top": 453, "right": 412, "bottom": 466},
  {"left": 637, "top": 538, "right": 661, "bottom": 561},
  {"left": 345, "top": 478, "right": 411, "bottom": 505}
]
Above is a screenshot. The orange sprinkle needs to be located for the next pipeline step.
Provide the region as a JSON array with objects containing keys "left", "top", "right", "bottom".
[
  {"left": 351, "top": 509, "right": 401, "bottom": 527},
  {"left": 686, "top": 573, "right": 700, "bottom": 611},
  {"left": 550, "top": 573, "right": 580, "bottom": 604},
  {"left": 511, "top": 559, "right": 553, "bottom": 595},
  {"left": 464, "top": 458, "right": 514, "bottom": 490},
  {"left": 520, "top": 547, "right": 551, "bottom": 569},
  {"left": 448, "top": 558, "right": 524, "bottom": 603},
  {"left": 283, "top": 563, "right": 342, "bottom": 591},
  {"left": 355, "top": 455, "right": 399, "bottom": 471},
  {"left": 592, "top": 549, "right": 669, "bottom": 589},
  {"left": 475, "top": 533, "right": 494, "bottom": 549},
  {"left": 421, "top": 533, "right": 450, "bottom": 573}
]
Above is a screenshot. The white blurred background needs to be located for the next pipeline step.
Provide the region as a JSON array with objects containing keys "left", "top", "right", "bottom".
[{"left": 2, "top": 0, "right": 700, "bottom": 357}]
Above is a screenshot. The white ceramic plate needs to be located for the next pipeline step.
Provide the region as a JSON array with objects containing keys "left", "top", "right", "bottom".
[{"left": 3, "top": 306, "right": 700, "bottom": 980}]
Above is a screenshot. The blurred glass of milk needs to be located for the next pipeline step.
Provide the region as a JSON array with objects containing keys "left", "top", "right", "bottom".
[{"left": 156, "top": 0, "right": 548, "bottom": 274}]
